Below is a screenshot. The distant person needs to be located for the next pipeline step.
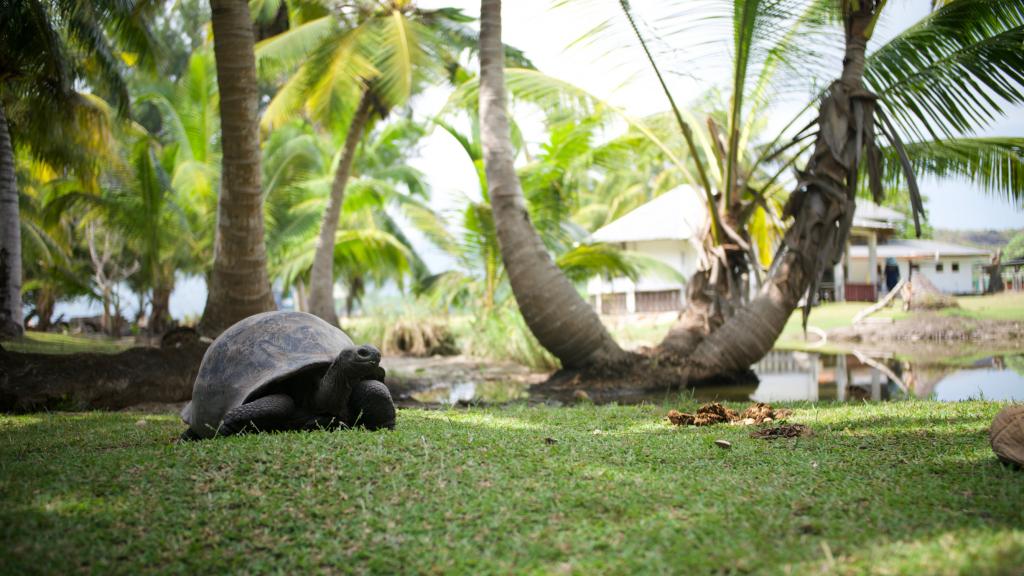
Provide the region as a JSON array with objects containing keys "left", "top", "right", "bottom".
[{"left": 884, "top": 257, "right": 901, "bottom": 292}]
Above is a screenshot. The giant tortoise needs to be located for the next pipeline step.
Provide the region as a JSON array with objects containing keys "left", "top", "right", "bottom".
[{"left": 180, "top": 311, "right": 395, "bottom": 440}]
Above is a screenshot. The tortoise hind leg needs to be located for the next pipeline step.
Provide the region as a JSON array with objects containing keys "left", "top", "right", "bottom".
[{"left": 218, "top": 394, "right": 300, "bottom": 436}]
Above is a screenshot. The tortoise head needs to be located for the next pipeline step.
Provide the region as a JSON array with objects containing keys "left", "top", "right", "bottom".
[
  {"left": 335, "top": 344, "right": 384, "bottom": 382},
  {"left": 315, "top": 344, "right": 384, "bottom": 413}
]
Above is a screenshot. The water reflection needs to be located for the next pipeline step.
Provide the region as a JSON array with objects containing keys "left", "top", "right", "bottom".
[
  {"left": 694, "top": 351, "right": 1024, "bottom": 404},
  {"left": 397, "top": 351, "right": 1024, "bottom": 406}
]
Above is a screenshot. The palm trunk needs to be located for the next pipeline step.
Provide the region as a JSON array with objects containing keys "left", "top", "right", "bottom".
[
  {"left": 199, "top": 0, "right": 275, "bottom": 337},
  {"left": 307, "top": 90, "right": 374, "bottom": 326},
  {"left": 149, "top": 285, "right": 172, "bottom": 334},
  {"left": 479, "top": 0, "right": 627, "bottom": 370},
  {"left": 676, "top": 2, "right": 879, "bottom": 379},
  {"left": 0, "top": 102, "right": 23, "bottom": 338},
  {"left": 660, "top": 207, "right": 751, "bottom": 356},
  {"left": 35, "top": 288, "right": 55, "bottom": 332},
  {"left": 101, "top": 287, "right": 113, "bottom": 336}
]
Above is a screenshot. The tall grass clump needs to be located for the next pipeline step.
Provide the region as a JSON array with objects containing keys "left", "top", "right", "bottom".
[
  {"left": 460, "top": 307, "right": 559, "bottom": 371},
  {"left": 343, "top": 306, "right": 458, "bottom": 357}
]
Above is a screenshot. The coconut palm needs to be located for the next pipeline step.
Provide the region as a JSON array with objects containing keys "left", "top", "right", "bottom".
[
  {"left": 254, "top": 1, "right": 486, "bottom": 325},
  {"left": 478, "top": 0, "right": 631, "bottom": 370},
  {"left": 0, "top": 0, "right": 153, "bottom": 337},
  {"left": 17, "top": 155, "right": 94, "bottom": 330},
  {"left": 261, "top": 118, "right": 442, "bottom": 315},
  {"left": 199, "top": 0, "right": 275, "bottom": 336},
  {"left": 472, "top": 0, "right": 1024, "bottom": 376},
  {"left": 615, "top": 0, "right": 1024, "bottom": 369},
  {"left": 136, "top": 50, "right": 221, "bottom": 277}
]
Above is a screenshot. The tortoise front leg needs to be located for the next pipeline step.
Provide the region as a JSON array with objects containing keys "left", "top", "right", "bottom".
[
  {"left": 349, "top": 380, "right": 396, "bottom": 430},
  {"left": 218, "top": 394, "right": 300, "bottom": 436}
]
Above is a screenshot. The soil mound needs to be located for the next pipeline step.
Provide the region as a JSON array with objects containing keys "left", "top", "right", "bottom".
[{"left": 0, "top": 343, "right": 208, "bottom": 412}]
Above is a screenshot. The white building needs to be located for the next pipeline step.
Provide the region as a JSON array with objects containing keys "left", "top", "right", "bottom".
[
  {"left": 586, "top": 186, "right": 705, "bottom": 314},
  {"left": 586, "top": 186, "right": 990, "bottom": 313},
  {"left": 847, "top": 240, "right": 991, "bottom": 295}
]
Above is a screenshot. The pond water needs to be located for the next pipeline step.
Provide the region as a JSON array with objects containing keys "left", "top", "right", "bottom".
[{"left": 393, "top": 350, "right": 1024, "bottom": 407}]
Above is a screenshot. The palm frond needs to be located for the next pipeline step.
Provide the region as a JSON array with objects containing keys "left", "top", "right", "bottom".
[
  {"left": 866, "top": 0, "right": 1024, "bottom": 140},
  {"left": 874, "top": 137, "right": 1024, "bottom": 206}
]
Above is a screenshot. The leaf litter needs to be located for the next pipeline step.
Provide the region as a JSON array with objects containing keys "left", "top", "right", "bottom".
[
  {"left": 667, "top": 402, "right": 794, "bottom": 427},
  {"left": 667, "top": 402, "right": 812, "bottom": 441}
]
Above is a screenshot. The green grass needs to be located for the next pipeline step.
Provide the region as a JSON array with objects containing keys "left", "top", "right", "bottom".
[
  {"left": 2, "top": 402, "right": 1022, "bottom": 574},
  {"left": 776, "top": 292, "right": 1024, "bottom": 352},
  {"left": 943, "top": 293, "right": 1024, "bottom": 321},
  {"left": 1, "top": 331, "right": 135, "bottom": 355}
]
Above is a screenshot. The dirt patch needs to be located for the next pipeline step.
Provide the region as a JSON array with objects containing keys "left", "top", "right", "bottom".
[
  {"left": 667, "top": 402, "right": 793, "bottom": 427},
  {"left": 750, "top": 424, "right": 813, "bottom": 439},
  {"left": 830, "top": 313, "right": 1023, "bottom": 344}
]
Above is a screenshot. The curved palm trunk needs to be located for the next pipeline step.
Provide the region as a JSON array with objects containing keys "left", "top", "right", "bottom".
[
  {"left": 672, "top": 2, "right": 879, "bottom": 380},
  {"left": 0, "top": 102, "right": 23, "bottom": 339},
  {"left": 199, "top": 0, "right": 275, "bottom": 336},
  {"left": 479, "top": 0, "right": 627, "bottom": 370},
  {"left": 307, "top": 90, "right": 374, "bottom": 326}
]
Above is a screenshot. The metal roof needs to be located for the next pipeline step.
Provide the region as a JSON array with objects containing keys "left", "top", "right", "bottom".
[
  {"left": 848, "top": 239, "right": 991, "bottom": 259},
  {"left": 851, "top": 201, "right": 905, "bottom": 231}
]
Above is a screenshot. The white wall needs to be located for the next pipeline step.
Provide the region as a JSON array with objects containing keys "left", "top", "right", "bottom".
[
  {"left": 586, "top": 239, "right": 695, "bottom": 297},
  {"left": 847, "top": 256, "right": 987, "bottom": 294}
]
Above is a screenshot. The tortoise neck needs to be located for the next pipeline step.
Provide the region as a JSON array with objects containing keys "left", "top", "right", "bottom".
[{"left": 314, "top": 357, "right": 347, "bottom": 412}]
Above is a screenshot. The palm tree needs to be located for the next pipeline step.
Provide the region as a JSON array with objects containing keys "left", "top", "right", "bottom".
[
  {"left": 257, "top": 0, "right": 529, "bottom": 325},
  {"left": 426, "top": 110, "right": 669, "bottom": 317},
  {"left": 0, "top": 105, "right": 19, "bottom": 337},
  {"left": 199, "top": 0, "right": 275, "bottom": 336},
  {"left": 0, "top": 0, "right": 152, "bottom": 338},
  {"left": 15, "top": 153, "right": 94, "bottom": 331},
  {"left": 255, "top": 1, "right": 458, "bottom": 325},
  {"left": 261, "top": 118, "right": 441, "bottom": 315},
  {"left": 617, "top": 0, "right": 1024, "bottom": 371},
  {"left": 136, "top": 50, "right": 221, "bottom": 280},
  {"left": 475, "top": 0, "right": 1023, "bottom": 378},
  {"left": 478, "top": 0, "right": 629, "bottom": 370}
]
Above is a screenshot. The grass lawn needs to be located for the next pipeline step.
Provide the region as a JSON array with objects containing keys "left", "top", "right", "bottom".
[
  {"left": 945, "top": 292, "right": 1024, "bottom": 322},
  {"left": 775, "top": 292, "right": 1024, "bottom": 352},
  {"left": 2, "top": 402, "right": 1021, "bottom": 574},
  {"left": 2, "top": 331, "right": 135, "bottom": 355}
]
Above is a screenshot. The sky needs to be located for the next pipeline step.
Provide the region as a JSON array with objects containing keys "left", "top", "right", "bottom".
[{"left": 54, "top": 0, "right": 1024, "bottom": 321}]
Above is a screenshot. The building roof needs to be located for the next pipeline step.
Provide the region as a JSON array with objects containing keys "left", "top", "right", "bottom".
[
  {"left": 590, "top": 186, "right": 706, "bottom": 243},
  {"left": 590, "top": 186, "right": 908, "bottom": 243},
  {"left": 852, "top": 201, "right": 905, "bottom": 231},
  {"left": 848, "top": 239, "right": 991, "bottom": 260}
]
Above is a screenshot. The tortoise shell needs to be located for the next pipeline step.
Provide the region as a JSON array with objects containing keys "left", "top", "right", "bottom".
[
  {"left": 182, "top": 311, "right": 355, "bottom": 438},
  {"left": 990, "top": 405, "right": 1024, "bottom": 468}
]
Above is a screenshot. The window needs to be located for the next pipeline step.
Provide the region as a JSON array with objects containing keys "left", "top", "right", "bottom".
[
  {"left": 936, "top": 263, "right": 944, "bottom": 273},
  {"left": 952, "top": 262, "right": 960, "bottom": 272}
]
